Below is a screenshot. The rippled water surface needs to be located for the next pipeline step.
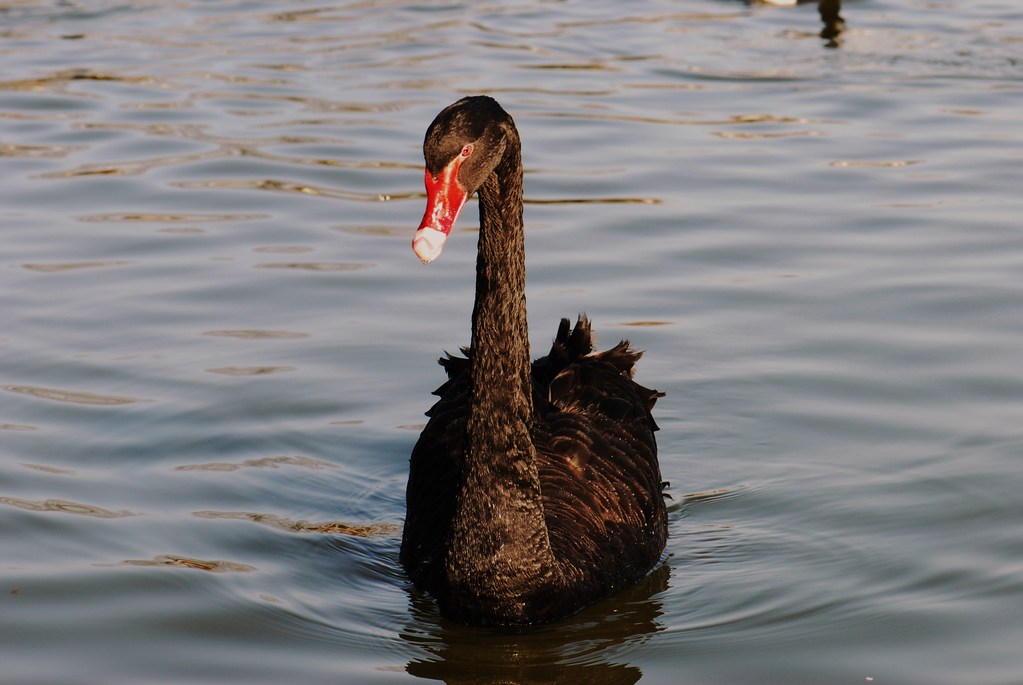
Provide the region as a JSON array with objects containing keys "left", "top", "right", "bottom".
[{"left": 3, "top": 1, "right": 1022, "bottom": 683}]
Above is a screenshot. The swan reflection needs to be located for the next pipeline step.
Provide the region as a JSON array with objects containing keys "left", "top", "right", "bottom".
[
  {"left": 746, "top": 0, "right": 846, "bottom": 47},
  {"left": 817, "top": 0, "right": 845, "bottom": 46},
  {"left": 402, "top": 564, "right": 669, "bottom": 685}
]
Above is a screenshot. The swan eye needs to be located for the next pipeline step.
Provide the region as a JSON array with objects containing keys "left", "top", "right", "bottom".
[{"left": 461, "top": 144, "right": 473, "bottom": 157}]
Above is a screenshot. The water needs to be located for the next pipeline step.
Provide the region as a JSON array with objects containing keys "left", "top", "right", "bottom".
[{"left": 2, "top": 1, "right": 1022, "bottom": 682}]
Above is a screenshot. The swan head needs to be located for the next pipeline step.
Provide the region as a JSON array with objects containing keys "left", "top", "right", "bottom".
[{"left": 414, "top": 96, "right": 513, "bottom": 264}]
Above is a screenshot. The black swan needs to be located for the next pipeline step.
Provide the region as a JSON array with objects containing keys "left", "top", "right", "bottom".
[{"left": 400, "top": 96, "right": 668, "bottom": 626}]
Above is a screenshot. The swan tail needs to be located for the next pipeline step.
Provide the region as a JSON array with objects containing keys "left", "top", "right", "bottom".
[{"left": 542, "top": 315, "right": 664, "bottom": 430}]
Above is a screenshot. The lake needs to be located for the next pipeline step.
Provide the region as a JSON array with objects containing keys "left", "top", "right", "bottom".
[{"left": 2, "top": 1, "right": 1022, "bottom": 683}]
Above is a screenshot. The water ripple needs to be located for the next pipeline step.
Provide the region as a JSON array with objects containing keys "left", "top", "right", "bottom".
[
  {"left": 119, "top": 555, "right": 256, "bottom": 573},
  {"left": 205, "top": 365, "right": 296, "bottom": 376},
  {"left": 193, "top": 510, "right": 399, "bottom": 537},
  {"left": 76, "top": 212, "right": 268, "bottom": 223},
  {"left": 3, "top": 385, "right": 147, "bottom": 405},
  {"left": 21, "top": 261, "right": 132, "bottom": 272},
  {"left": 175, "top": 455, "right": 336, "bottom": 472},
  {"left": 0, "top": 496, "right": 137, "bottom": 518},
  {"left": 1, "top": 143, "right": 84, "bottom": 158},
  {"left": 202, "top": 329, "right": 311, "bottom": 340}
]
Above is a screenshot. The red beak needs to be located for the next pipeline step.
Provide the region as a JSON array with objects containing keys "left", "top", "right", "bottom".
[{"left": 413, "top": 156, "right": 469, "bottom": 264}]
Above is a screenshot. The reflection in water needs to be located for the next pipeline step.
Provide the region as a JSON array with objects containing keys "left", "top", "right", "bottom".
[
  {"left": 745, "top": 0, "right": 845, "bottom": 47},
  {"left": 402, "top": 565, "right": 669, "bottom": 684},
  {"left": 817, "top": 0, "right": 845, "bottom": 47}
]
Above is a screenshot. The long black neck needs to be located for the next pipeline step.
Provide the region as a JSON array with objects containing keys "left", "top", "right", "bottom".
[
  {"left": 444, "top": 128, "right": 564, "bottom": 624},
  {"left": 469, "top": 135, "right": 532, "bottom": 430}
]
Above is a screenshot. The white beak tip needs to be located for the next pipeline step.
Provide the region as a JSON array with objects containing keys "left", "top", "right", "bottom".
[{"left": 412, "top": 227, "right": 447, "bottom": 264}]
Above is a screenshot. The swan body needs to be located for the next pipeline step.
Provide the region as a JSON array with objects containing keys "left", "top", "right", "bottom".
[{"left": 399, "top": 96, "right": 668, "bottom": 626}]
